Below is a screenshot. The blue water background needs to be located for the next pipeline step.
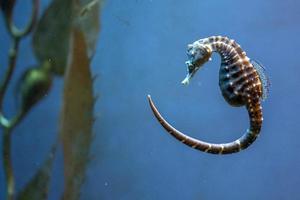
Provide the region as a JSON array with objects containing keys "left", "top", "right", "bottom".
[{"left": 0, "top": 0, "right": 300, "bottom": 199}]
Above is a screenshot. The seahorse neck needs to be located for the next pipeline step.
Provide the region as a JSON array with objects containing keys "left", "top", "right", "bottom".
[{"left": 202, "top": 36, "right": 246, "bottom": 61}]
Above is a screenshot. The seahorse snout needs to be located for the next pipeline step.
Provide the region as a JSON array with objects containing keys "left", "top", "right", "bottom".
[
  {"left": 182, "top": 61, "right": 195, "bottom": 85},
  {"left": 181, "top": 74, "right": 191, "bottom": 85}
]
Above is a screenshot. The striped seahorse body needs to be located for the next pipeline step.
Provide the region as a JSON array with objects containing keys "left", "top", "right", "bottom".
[{"left": 148, "top": 36, "right": 269, "bottom": 154}]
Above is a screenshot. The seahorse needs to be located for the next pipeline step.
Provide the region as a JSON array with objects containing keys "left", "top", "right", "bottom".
[{"left": 148, "top": 36, "right": 270, "bottom": 154}]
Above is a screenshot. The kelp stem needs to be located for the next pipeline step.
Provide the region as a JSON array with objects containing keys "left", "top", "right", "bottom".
[
  {"left": 3, "top": 127, "right": 14, "bottom": 200},
  {"left": 0, "top": 1, "right": 40, "bottom": 199},
  {"left": 0, "top": 38, "right": 19, "bottom": 112}
]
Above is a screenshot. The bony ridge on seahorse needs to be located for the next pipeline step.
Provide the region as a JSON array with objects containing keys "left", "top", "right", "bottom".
[{"left": 148, "top": 36, "right": 270, "bottom": 154}]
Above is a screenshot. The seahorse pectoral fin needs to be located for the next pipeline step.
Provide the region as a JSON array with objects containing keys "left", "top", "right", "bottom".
[{"left": 250, "top": 60, "right": 270, "bottom": 101}]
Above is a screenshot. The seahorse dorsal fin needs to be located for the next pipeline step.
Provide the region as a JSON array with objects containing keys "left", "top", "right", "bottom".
[{"left": 250, "top": 59, "right": 270, "bottom": 101}]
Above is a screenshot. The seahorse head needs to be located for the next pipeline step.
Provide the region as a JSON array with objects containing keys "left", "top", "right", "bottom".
[{"left": 182, "top": 40, "right": 212, "bottom": 85}]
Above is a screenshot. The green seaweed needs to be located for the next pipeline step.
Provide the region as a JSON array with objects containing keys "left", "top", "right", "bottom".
[
  {"left": 60, "top": 27, "right": 95, "bottom": 200},
  {"left": 32, "top": 0, "right": 74, "bottom": 76},
  {"left": 16, "top": 144, "right": 57, "bottom": 200},
  {"left": 0, "top": 0, "right": 101, "bottom": 199}
]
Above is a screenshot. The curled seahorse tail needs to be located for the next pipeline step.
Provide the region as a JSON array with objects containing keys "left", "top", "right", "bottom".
[
  {"left": 147, "top": 95, "right": 262, "bottom": 154},
  {"left": 238, "top": 99, "right": 263, "bottom": 150},
  {"left": 147, "top": 95, "right": 213, "bottom": 152}
]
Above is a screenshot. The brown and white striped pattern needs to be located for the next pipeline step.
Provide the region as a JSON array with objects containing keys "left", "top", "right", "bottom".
[{"left": 148, "top": 36, "right": 265, "bottom": 154}]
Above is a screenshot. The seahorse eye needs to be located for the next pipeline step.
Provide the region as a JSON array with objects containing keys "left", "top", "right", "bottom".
[
  {"left": 188, "top": 62, "right": 194, "bottom": 72},
  {"left": 199, "top": 48, "right": 206, "bottom": 55},
  {"left": 192, "top": 48, "right": 204, "bottom": 61}
]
